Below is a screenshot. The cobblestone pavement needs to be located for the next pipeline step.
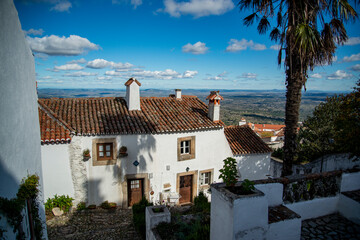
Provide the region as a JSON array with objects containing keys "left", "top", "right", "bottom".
[
  {"left": 301, "top": 213, "right": 360, "bottom": 240},
  {"left": 46, "top": 208, "right": 141, "bottom": 240}
]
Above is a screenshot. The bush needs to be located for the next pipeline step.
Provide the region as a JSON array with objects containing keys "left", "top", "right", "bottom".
[
  {"left": 193, "top": 192, "right": 210, "bottom": 213},
  {"left": 100, "top": 201, "right": 111, "bottom": 209},
  {"left": 45, "top": 194, "right": 74, "bottom": 213},
  {"left": 76, "top": 202, "right": 86, "bottom": 211},
  {"left": 132, "top": 197, "right": 153, "bottom": 239},
  {"left": 219, "top": 157, "right": 238, "bottom": 187}
]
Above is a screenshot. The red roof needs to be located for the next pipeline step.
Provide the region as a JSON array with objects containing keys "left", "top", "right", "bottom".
[
  {"left": 38, "top": 107, "right": 71, "bottom": 144},
  {"left": 253, "top": 124, "right": 285, "bottom": 131},
  {"left": 124, "top": 78, "right": 141, "bottom": 86},
  {"left": 38, "top": 96, "right": 224, "bottom": 141},
  {"left": 224, "top": 125, "right": 272, "bottom": 154}
]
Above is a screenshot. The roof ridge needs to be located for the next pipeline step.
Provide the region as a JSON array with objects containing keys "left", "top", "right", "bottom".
[{"left": 38, "top": 100, "right": 75, "bottom": 133}]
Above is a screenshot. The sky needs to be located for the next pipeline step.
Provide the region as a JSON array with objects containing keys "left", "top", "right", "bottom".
[{"left": 15, "top": 0, "right": 360, "bottom": 91}]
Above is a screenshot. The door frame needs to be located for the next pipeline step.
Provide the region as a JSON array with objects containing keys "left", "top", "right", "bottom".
[
  {"left": 176, "top": 170, "right": 198, "bottom": 204},
  {"left": 121, "top": 173, "right": 149, "bottom": 208},
  {"left": 127, "top": 178, "right": 144, "bottom": 207}
]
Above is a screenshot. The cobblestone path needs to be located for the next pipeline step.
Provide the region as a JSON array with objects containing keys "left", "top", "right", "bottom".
[
  {"left": 301, "top": 213, "right": 360, "bottom": 240},
  {"left": 46, "top": 208, "right": 141, "bottom": 240}
]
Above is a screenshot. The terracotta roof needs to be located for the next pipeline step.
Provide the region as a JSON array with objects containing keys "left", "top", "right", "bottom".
[
  {"left": 224, "top": 125, "right": 272, "bottom": 154},
  {"left": 38, "top": 107, "right": 71, "bottom": 144},
  {"left": 38, "top": 96, "right": 224, "bottom": 137},
  {"left": 206, "top": 91, "right": 224, "bottom": 101},
  {"left": 253, "top": 124, "right": 285, "bottom": 131},
  {"left": 124, "top": 78, "right": 141, "bottom": 86}
]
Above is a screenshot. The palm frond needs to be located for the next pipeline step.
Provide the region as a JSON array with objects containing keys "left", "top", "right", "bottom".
[
  {"left": 244, "top": 13, "right": 259, "bottom": 26},
  {"left": 257, "top": 16, "right": 271, "bottom": 34},
  {"left": 329, "top": 18, "right": 348, "bottom": 44},
  {"left": 270, "top": 27, "right": 281, "bottom": 41},
  {"left": 295, "top": 23, "right": 322, "bottom": 56}
]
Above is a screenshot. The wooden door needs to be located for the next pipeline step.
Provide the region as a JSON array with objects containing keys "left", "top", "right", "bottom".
[
  {"left": 128, "top": 179, "right": 143, "bottom": 206},
  {"left": 179, "top": 175, "right": 193, "bottom": 204}
]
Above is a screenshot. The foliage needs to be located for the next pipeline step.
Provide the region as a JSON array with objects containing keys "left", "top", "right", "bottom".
[
  {"left": 100, "top": 201, "right": 116, "bottom": 209},
  {"left": 120, "top": 146, "right": 127, "bottom": 153},
  {"left": 132, "top": 197, "right": 153, "bottom": 239},
  {"left": 241, "top": 179, "right": 255, "bottom": 194},
  {"left": 219, "top": 157, "right": 238, "bottom": 187},
  {"left": 0, "top": 175, "right": 43, "bottom": 239},
  {"left": 45, "top": 194, "right": 74, "bottom": 213},
  {"left": 271, "top": 147, "right": 284, "bottom": 159},
  {"left": 297, "top": 80, "right": 360, "bottom": 162},
  {"left": 238, "top": 0, "right": 358, "bottom": 176},
  {"left": 193, "top": 192, "right": 210, "bottom": 214},
  {"left": 76, "top": 202, "right": 86, "bottom": 211},
  {"left": 83, "top": 149, "right": 90, "bottom": 156}
]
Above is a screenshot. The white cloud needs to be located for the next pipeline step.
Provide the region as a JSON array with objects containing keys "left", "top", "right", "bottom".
[
  {"left": 237, "top": 73, "right": 257, "bottom": 79},
  {"left": 26, "top": 35, "right": 99, "bottom": 56},
  {"left": 344, "top": 37, "right": 360, "bottom": 46},
  {"left": 226, "top": 39, "right": 266, "bottom": 52},
  {"left": 327, "top": 70, "right": 353, "bottom": 80},
  {"left": 350, "top": 64, "right": 360, "bottom": 72},
  {"left": 182, "top": 42, "right": 209, "bottom": 54},
  {"left": 132, "top": 69, "right": 197, "bottom": 80},
  {"left": 310, "top": 73, "right": 322, "bottom": 79},
  {"left": 51, "top": 0, "right": 72, "bottom": 12},
  {"left": 63, "top": 71, "right": 98, "bottom": 77},
  {"left": 67, "top": 58, "right": 87, "bottom": 64},
  {"left": 161, "top": 0, "right": 234, "bottom": 18},
  {"left": 86, "top": 59, "right": 134, "bottom": 70},
  {"left": 24, "top": 28, "right": 44, "bottom": 36},
  {"left": 206, "top": 71, "right": 227, "bottom": 80},
  {"left": 40, "top": 76, "right": 52, "bottom": 79},
  {"left": 54, "top": 63, "right": 84, "bottom": 71},
  {"left": 342, "top": 53, "right": 360, "bottom": 62},
  {"left": 270, "top": 44, "right": 281, "bottom": 50},
  {"left": 97, "top": 76, "right": 113, "bottom": 80},
  {"left": 112, "top": 0, "right": 143, "bottom": 9},
  {"left": 105, "top": 70, "right": 123, "bottom": 76}
]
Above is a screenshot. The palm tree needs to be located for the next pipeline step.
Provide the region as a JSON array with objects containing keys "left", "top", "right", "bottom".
[{"left": 238, "top": 0, "right": 358, "bottom": 176}]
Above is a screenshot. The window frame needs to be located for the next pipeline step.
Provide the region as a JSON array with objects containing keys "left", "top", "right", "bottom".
[
  {"left": 177, "top": 136, "right": 195, "bottom": 161},
  {"left": 199, "top": 169, "right": 214, "bottom": 188},
  {"left": 92, "top": 138, "right": 117, "bottom": 166},
  {"left": 97, "top": 142, "right": 113, "bottom": 160}
]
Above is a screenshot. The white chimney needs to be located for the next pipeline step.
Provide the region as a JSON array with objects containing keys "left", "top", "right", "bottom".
[
  {"left": 125, "top": 78, "right": 141, "bottom": 111},
  {"left": 175, "top": 89, "right": 182, "bottom": 99},
  {"left": 239, "top": 118, "right": 246, "bottom": 126},
  {"left": 206, "top": 91, "right": 223, "bottom": 122}
]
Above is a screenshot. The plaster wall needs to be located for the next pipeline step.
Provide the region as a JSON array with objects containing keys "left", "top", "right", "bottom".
[
  {"left": 235, "top": 153, "right": 271, "bottom": 180},
  {"left": 338, "top": 194, "right": 360, "bottom": 224},
  {"left": 145, "top": 206, "right": 171, "bottom": 240},
  {"left": 41, "top": 144, "right": 74, "bottom": 200},
  {"left": 267, "top": 218, "right": 301, "bottom": 240},
  {"left": 285, "top": 196, "right": 339, "bottom": 220},
  {"left": 0, "top": 0, "right": 46, "bottom": 238},
  {"left": 255, "top": 183, "right": 283, "bottom": 207},
  {"left": 340, "top": 171, "right": 360, "bottom": 192},
  {"left": 45, "top": 128, "right": 234, "bottom": 206}
]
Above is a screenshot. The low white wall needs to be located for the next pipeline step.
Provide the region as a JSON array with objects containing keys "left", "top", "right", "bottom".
[
  {"left": 285, "top": 196, "right": 339, "bottom": 220},
  {"left": 41, "top": 144, "right": 75, "bottom": 200},
  {"left": 255, "top": 183, "right": 283, "bottom": 207},
  {"left": 235, "top": 153, "right": 271, "bottom": 181},
  {"left": 338, "top": 194, "right": 360, "bottom": 224},
  {"left": 145, "top": 206, "right": 171, "bottom": 240},
  {"left": 267, "top": 218, "right": 301, "bottom": 240},
  {"left": 340, "top": 172, "right": 360, "bottom": 192}
]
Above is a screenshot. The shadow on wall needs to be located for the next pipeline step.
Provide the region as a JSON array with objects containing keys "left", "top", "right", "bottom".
[{"left": 237, "top": 154, "right": 270, "bottom": 181}]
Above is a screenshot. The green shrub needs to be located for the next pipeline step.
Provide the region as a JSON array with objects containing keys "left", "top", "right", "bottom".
[
  {"left": 100, "top": 201, "right": 111, "bottom": 209},
  {"left": 132, "top": 197, "right": 153, "bottom": 239},
  {"left": 219, "top": 157, "right": 239, "bottom": 187},
  {"left": 45, "top": 194, "right": 74, "bottom": 213},
  {"left": 76, "top": 202, "right": 86, "bottom": 211},
  {"left": 241, "top": 179, "right": 255, "bottom": 194},
  {"left": 193, "top": 192, "right": 210, "bottom": 213}
]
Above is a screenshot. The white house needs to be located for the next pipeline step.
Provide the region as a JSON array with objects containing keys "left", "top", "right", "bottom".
[
  {"left": 0, "top": 0, "right": 47, "bottom": 238},
  {"left": 39, "top": 78, "right": 271, "bottom": 207}
]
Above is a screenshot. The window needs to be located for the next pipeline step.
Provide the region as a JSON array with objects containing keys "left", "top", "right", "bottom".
[
  {"left": 199, "top": 169, "right": 214, "bottom": 187},
  {"left": 97, "top": 143, "right": 113, "bottom": 160},
  {"left": 180, "top": 140, "right": 190, "bottom": 154},
  {"left": 92, "top": 138, "right": 117, "bottom": 166},
  {"left": 177, "top": 136, "right": 195, "bottom": 161}
]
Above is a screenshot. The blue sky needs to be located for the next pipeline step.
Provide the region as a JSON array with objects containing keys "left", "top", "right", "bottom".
[{"left": 15, "top": 0, "right": 360, "bottom": 91}]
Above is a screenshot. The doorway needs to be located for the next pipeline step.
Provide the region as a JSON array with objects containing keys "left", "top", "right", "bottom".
[
  {"left": 127, "top": 179, "right": 144, "bottom": 206},
  {"left": 179, "top": 175, "right": 193, "bottom": 204}
]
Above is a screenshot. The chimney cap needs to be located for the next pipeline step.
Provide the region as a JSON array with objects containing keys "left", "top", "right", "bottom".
[
  {"left": 206, "top": 91, "right": 224, "bottom": 101},
  {"left": 125, "top": 78, "right": 141, "bottom": 86}
]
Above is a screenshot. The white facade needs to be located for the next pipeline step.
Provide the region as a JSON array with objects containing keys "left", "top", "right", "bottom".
[
  {"left": 0, "top": 0, "right": 46, "bottom": 238},
  {"left": 235, "top": 153, "right": 271, "bottom": 181},
  {"left": 41, "top": 125, "right": 273, "bottom": 207}
]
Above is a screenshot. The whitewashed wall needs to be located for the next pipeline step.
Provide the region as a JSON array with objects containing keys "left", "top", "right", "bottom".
[
  {"left": 0, "top": 0, "right": 46, "bottom": 238},
  {"left": 41, "top": 144, "right": 74, "bottom": 200},
  {"left": 235, "top": 153, "right": 271, "bottom": 180}
]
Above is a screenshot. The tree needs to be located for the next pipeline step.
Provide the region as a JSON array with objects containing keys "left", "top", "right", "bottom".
[
  {"left": 238, "top": 0, "right": 358, "bottom": 176},
  {"left": 297, "top": 80, "right": 360, "bottom": 162}
]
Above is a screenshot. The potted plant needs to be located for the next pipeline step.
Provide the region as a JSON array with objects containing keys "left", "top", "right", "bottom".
[
  {"left": 83, "top": 149, "right": 91, "bottom": 161},
  {"left": 119, "top": 146, "right": 128, "bottom": 157}
]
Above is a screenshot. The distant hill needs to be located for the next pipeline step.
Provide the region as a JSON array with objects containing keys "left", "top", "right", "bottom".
[{"left": 38, "top": 88, "right": 340, "bottom": 125}]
